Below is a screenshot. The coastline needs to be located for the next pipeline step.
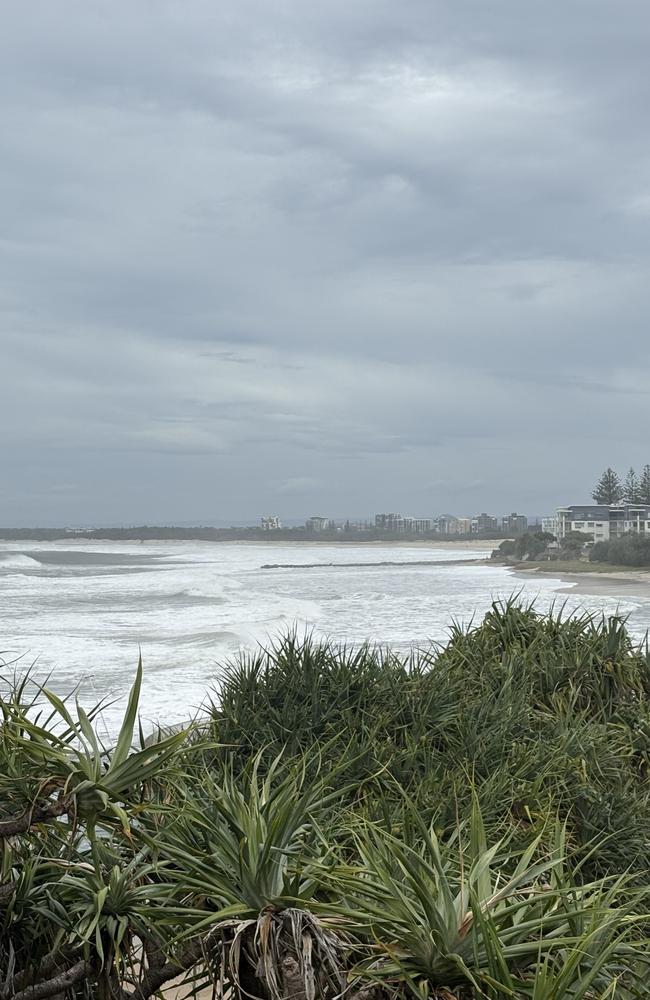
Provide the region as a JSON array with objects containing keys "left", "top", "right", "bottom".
[
  {"left": 1, "top": 536, "right": 495, "bottom": 550},
  {"left": 505, "top": 563, "right": 650, "bottom": 599}
]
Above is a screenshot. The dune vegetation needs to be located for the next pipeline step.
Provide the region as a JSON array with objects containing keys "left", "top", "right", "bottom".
[{"left": 3, "top": 600, "right": 650, "bottom": 999}]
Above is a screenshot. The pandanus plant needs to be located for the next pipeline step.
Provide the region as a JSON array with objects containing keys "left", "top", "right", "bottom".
[
  {"left": 325, "top": 797, "right": 649, "bottom": 999},
  {"left": 0, "top": 664, "right": 188, "bottom": 1000}
]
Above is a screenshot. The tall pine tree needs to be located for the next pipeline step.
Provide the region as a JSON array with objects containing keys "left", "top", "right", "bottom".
[
  {"left": 623, "top": 467, "right": 640, "bottom": 504},
  {"left": 592, "top": 467, "right": 623, "bottom": 504},
  {"left": 639, "top": 464, "right": 650, "bottom": 504}
]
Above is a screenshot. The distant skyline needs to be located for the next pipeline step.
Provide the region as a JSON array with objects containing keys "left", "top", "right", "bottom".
[{"left": 2, "top": 2, "right": 650, "bottom": 525}]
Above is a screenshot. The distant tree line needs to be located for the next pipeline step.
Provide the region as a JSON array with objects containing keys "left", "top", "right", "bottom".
[
  {"left": 0, "top": 525, "right": 513, "bottom": 543},
  {"left": 592, "top": 465, "right": 650, "bottom": 504}
]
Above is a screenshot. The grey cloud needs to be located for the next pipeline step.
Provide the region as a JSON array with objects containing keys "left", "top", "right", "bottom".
[{"left": 2, "top": 1, "right": 650, "bottom": 523}]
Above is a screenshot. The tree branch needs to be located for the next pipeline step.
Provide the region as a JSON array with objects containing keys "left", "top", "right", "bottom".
[
  {"left": 9, "top": 960, "right": 92, "bottom": 1000},
  {"left": 142, "top": 937, "right": 165, "bottom": 971},
  {"left": 128, "top": 941, "right": 205, "bottom": 1000},
  {"left": 0, "top": 798, "right": 72, "bottom": 839},
  {"left": 1, "top": 949, "right": 78, "bottom": 999}
]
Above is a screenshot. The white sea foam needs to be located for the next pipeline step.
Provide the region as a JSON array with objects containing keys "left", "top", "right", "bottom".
[
  {"left": 0, "top": 553, "right": 42, "bottom": 567},
  {"left": 1, "top": 539, "right": 649, "bottom": 735}
]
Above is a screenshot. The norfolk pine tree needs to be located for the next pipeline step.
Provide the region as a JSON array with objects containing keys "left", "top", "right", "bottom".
[
  {"left": 623, "top": 466, "right": 640, "bottom": 503},
  {"left": 640, "top": 464, "right": 650, "bottom": 504},
  {"left": 592, "top": 467, "right": 623, "bottom": 504}
]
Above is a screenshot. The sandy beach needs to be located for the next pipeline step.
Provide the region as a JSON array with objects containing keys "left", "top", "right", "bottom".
[{"left": 510, "top": 565, "right": 650, "bottom": 599}]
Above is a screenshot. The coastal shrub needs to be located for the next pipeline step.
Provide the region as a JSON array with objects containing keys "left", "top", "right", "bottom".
[
  {"left": 493, "top": 532, "right": 554, "bottom": 561},
  {"left": 204, "top": 602, "right": 650, "bottom": 875},
  {"left": 590, "top": 532, "right": 650, "bottom": 566},
  {"left": 3, "top": 603, "right": 650, "bottom": 999},
  {"left": 2, "top": 681, "right": 649, "bottom": 1000}
]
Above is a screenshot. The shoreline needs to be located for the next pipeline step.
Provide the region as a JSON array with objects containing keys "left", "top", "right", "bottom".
[
  {"left": 0, "top": 536, "right": 496, "bottom": 550},
  {"left": 504, "top": 562, "right": 650, "bottom": 599}
]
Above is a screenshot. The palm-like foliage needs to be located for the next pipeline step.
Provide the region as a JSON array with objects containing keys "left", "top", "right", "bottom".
[
  {"left": 3, "top": 603, "right": 650, "bottom": 1000},
  {"left": 1, "top": 660, "right": 186, "bottom": 831},
  {"left": 331, "top": 801, "right": 647, "bottom": 997}
]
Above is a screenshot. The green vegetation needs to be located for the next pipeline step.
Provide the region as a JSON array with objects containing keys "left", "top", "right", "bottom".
[
  {"left": 492, "top": 531, "right": 594, "bottom": 564},
  {"left": 3, "top": 602, "right": 650, "bottom": 998},
  {"left": 590, "top": 533, "right": 650, "bottom": 567},
  {"left": 592, "top": 468, "right": 624, "bottom": 504},
  {"left": 492, "top": 531, "right": 555, "bottom": 561},
  {"left": 592, "top": 465, "right": 650, "bottom": 504}
]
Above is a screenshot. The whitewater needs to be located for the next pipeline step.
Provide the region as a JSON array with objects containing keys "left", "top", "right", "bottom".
[{"left": 2, "top": 539, "right": 650, "bottom": 736}]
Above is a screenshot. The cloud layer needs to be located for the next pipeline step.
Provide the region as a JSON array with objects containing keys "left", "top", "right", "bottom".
[{"left": 2, "top": 1, "right": 650, "bottom": 523}]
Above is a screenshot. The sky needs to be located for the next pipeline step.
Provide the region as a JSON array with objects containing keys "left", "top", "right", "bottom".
[{"left": 2, "top": 1, "right": 650, "bottom": 525}]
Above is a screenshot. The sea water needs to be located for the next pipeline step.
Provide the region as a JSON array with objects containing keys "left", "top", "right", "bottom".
[{"left": 1, "top": 539, "right": 649, "bottom": 736}]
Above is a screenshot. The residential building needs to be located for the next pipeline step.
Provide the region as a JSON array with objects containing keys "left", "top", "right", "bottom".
[
  {"left": 306, "top": 516, "right": 330, "bottom": 532},
  {"left": 501, "top": 512, "right": 528, "bottom": 535},
  {"left": 456, "top": 517, "right": 473, "bottom": 535},
  {"left": 553, "top": 505, "right": 650, "bottom": 542},
  {"left": 375, "top": 513, "right": 400, "bottom": 531},
  {"left": 435, "top": 515, "right": 459, "bottom": 535},
  {"left": 375, "top": 513, "right": 432, "bottom": 534},
  {"left": 261, "top": 515, "right": 282, "bottom": 531},
  {"left": 541, "top": 516, "right": 558, "bottom": 537},
  {"left": 471, "top": 513, "right": 498, "bottom": 534}
]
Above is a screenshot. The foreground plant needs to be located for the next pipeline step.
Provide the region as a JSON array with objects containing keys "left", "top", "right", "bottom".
[
  {"left": 328, "top": 799, "right": 649, "bottom": 998},
  {"left": 3, "top": 604, "right": 650, "bottom": 999},
  {"left": 0, "top": 665, "right": 188, "bottom": 1000}
]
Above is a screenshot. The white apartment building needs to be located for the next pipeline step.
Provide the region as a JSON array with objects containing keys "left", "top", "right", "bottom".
[
  {"left": 541, "top": 516, "right": 558, "bottom": 536},
  {"left": 435, "top": 515, "right": 458, "bottom": 534},
  {"left": 550, "top": 505, "right": 650, "bottom": 542},
  {"left": 375, "top": 513, "right": 432, "bottom": 533}
]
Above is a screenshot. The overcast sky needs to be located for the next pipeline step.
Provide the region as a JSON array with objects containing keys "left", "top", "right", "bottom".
[{"left": 2, "top": 1, "right": 650, "bottom": 525}]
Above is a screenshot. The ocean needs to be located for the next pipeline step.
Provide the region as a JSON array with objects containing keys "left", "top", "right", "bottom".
[{"left": 2, "top": 539, "right": 650, "bottom": 736}]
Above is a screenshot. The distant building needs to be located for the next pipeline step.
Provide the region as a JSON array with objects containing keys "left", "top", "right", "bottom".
[
  {"left": 306, "top": 516, "right": 330, "bottom": 532},
  {"left": 456, "top": 517, "right": 473, "bottom": 535},
  {"left": 541, "top": 516, "right": 558, "bottom": 537},
  {"left": 435, "top": 515, "right": 459, "bottom": 535},
  {"left": 261, "top": 515, "right": 282, "bottom": 531},
  {"left": 553, "top": 504, "right": 650, "bottom": 542},
  {"left": 375, "top": 513, "right": 432, "bottom": 534},
  {"left": 375, "top": 513, "right": 400, "bottom": 531},
  {"left": 471, "top": 513, "right": 498, "bottom": 534},
  {"left": 501, "top": 512, "right": 528, "bottom": 535}
]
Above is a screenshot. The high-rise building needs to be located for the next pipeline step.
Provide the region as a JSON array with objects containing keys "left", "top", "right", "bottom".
[
  {"left": 375, "top": 513, "right": 432, "bottom": 533},
  {"left": 471, "top": 513, "right": 498, "bottom": 534},
  {"left": 501, "top": 512, "right": 528, "bottom": 535}
]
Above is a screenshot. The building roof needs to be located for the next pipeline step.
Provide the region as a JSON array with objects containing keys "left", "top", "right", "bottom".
[
  {"left": 562, "top": 504, "right": 650, "bottom": 518},
  {"left": 565, "top": 505, "right": 611, "bottom": 518}
]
